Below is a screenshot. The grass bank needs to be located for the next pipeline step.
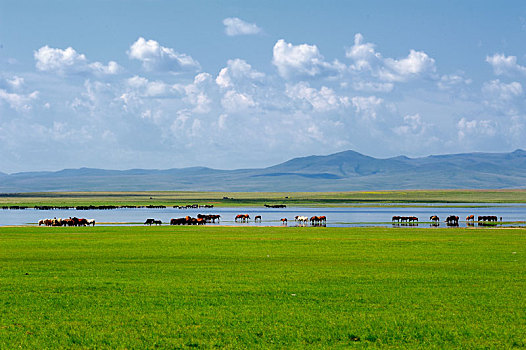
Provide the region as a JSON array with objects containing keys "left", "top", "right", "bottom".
[
  {"left": 1, "top": 226, "right": 525, "bottom": 348},
  {"left": 2, "top": 189, "right": 526, "bottom": 207}
]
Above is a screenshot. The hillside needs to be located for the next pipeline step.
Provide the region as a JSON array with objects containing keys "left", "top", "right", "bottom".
[{"left": 1, "top": 150, "right": 525, "bottom": 192}]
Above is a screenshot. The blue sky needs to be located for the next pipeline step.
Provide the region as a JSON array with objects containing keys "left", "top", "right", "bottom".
[{"left": 1, "top": 0, "right": 525, "bottom": 172}]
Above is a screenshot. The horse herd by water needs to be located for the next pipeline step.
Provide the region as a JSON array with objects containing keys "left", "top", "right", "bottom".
[
  {"left": 36, "top": 213, "right": 502, "bottom": 227},
  {"left": 147, "top": 214, "right": 327, "bottom": 226},
  {"left": 392, "top": 214, "right": 501, "bottom": 226},
  {"left": 39, "top": 217, "right": 96, "bottom": 227}
]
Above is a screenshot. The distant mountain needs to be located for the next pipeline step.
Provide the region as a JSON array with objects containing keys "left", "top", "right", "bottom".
[{"left": 1, "top": 150, "right": 526, "bottom": 192}]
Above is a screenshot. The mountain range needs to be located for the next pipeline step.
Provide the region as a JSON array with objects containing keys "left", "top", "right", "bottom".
[{"left": 1, "top": 149, "right": 526, "bottom": 192}]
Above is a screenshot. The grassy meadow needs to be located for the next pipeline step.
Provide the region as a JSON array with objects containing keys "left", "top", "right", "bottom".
[
  {"left": 2, "top": 189, "right": 526, "bottom": 207},
  {"left": 1, "top": 226, "right": 525, "bottom": 348}
]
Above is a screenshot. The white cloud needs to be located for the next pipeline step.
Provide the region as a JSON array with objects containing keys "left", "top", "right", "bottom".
[
  {"left": 34, "top": 46, "right": 121, "bottom": 75},
  {"left": 486, "top": 54, "right": 526, "bottom": 76},
  {"left": 0, "top": 89, "right": 39, "bottom": 112},
  {"left": 345, "top": 33, "right": 382, "bottom": 71},
  {"left": 272, "top": 39, "right": 344, "bottom": 79},
  {"left": 221, "top": 90, "right": 256, "bottom": 112},
  {"left": 437, "top": 74, "right": 472, "bottom": 90},
  {"left": 6, "top": 76, "right": 25, "bottom": 90},
  {"left": 457, "top": 117, "right": 496, "bottom": 140},
  {"left": 380, "top": 50, "right": 436, "bottom": 82},
  {"left": 352, "top": 81, "right": 394, "bottom": 92},
  {"left": 393, "top": 113, "right": 426, "bottom": 136},
  {"left": 482, "top": 79, "right": 522, "bottom": 101},
  {"left": 175, "top": 73, "right": 215, "bottom": 113},
  {"left": 223, "top": 17, "right": 262, "bottom": 36},
  {"left": 89, "top": 61, "right": 121, "bottom": 75},
  {"left": 125, "top": 76, "right": 168, "bottom": 97},
  {"left": 346, "top": 33, "right": 436, "bottom": 82},
  {"left": 286, "top": 82, "right": 349, "bottom": 112},
  {"left": 351, "top": 96, "right": 384, "bottom": 120},
  {"left": 216, "top": 59, "right": 264, "bottom": 88},
  {"left": 128, "top": 37, "right": 200, "bottom": 72}
]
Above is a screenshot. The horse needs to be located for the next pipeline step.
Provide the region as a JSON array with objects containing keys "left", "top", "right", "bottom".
[
  {"left": 197, "top": 214, "right": 220, "bottom": 223},
  {"left": 295, "top": 216, "right": 308, "bottom": 224},
  {"left": 87, "top": 219, "right": 96, "bottom": 226},
  {"left": 392, "top": 216, "right": 401, "bottom": 222},
  {"left": 445, "top": 215, "right": 459, "bottom": 226},
  {"left": 235, "top": 214, "right": 250, "bottom": 222},
  {"left": 254, "top": 215, "right": 262, "bottom": 222},
  {"left": 144, "top": 218, "right": 155, "bottom": 225},
  {"left": 280, "top": 218, "right": 287, "bottom": 224},
  {"left": 430, "top": 215, "right": 439, "bottom": 223},
  {"left": 466, "top": 215, "right": 474, "bottom": 221}
]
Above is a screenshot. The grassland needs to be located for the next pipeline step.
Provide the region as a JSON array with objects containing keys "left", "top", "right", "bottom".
[
  {"left": 2, "top": 189, "right": 526, "bottom": 207},
  {"left": 1, "top": 226, "right": 525, "bottom": 348}
]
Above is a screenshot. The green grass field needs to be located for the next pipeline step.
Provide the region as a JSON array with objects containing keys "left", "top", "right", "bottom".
[
  {"left": 1, "top": 226, "right": 525, "bottom": 348},
  {"left": 2, "top": 189, "right": 526, "bottom": 207}
]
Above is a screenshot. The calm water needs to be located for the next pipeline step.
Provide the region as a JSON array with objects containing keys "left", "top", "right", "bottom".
[{"left": 1, "top": 204, "right": 526, "bottom": 227}]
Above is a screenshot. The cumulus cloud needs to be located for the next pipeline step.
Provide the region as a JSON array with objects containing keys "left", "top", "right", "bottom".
[
  {"left": 125, "top": 76, "right": 169, "bottom": 97},
  {"left": 34, "top": 46, "right": 121, "bottom": 75},
  {"left": 380, "top": 50, "right": 436, "bottom": 82},
  {"left": 482, "top": 79, "right": 522, "bottom": 101},
  {"left": 6, "top": 76, "right": 25, "bottom": 90},
  {"left": 128, "top": 37, "right": 200, "bottom": 72},
  {"left": 486, "top": 54, "right": 526, "bottom": 76},
  {"left": 272, "top": 39, "right": 344, "bottom": 79},
  {"left": 345, "top": 33, "right": 382, "bottom": 72},
  {"left": 223, "top": 17, "right": 262, "bottom": 36},
  {"left": 216, "top": 59, "right": 264, "bottom": 88},
  {"left": 351, "top": 96, "right": 384, "bottom": 120},
  {"left": 352, "top": 81, "right": 394, "bottom": 92},
  {"left": 286, "top": 82, "right": 349, "bottom": 112},
  {"left": 221, "top": 90, "right": 256, "bottom": 112},
  {"left": 172, "top": 73, "right": 215, "bottom": 114},
  {"left": 393, "top": 113, "right": 426, "bottom": 136},
  {"left": 346, "top": 33, "right": 436, "bottom": 82},
  {"left": 0, "top": 89, "right": 39, "bottom": 112},
  {"left": 437, "top": 74, "right": 472, "bottom": 90},
  {"left": 457, "top": 117, "right": 496, "bottom": 140}
]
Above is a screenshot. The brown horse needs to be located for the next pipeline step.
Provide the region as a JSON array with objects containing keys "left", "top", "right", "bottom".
[
  {"left": 235, "top": 214, "right": 250, "bottom": 222},
  {"left": 254, "top": 215, "right": 262, "bottom": 222},
  {"left": 466, "top": 215, "right": 474, "bottom": 221}
]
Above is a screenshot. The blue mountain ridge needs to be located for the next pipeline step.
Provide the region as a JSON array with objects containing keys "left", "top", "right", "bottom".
[{"left": 1, "top": 149, "right": 525, "bottom": 192}]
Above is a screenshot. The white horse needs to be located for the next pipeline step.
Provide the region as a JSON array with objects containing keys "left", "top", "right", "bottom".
[
  {"left": 295, "top": 216, "right": 309, "bottom": 224},
  {"left": 87, "top": 219, "right": 96, "bottom": 226}
]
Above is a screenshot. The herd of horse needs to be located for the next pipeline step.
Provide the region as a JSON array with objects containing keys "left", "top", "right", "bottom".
[
  {"left": 37, "top": 213, "right": 502, "bottom": 228},
  {"left": 38, "top": 217, "right": 95, "bottom": 226},
  {"left": 143, "top": 214, "right": 327, "bottom": 226},
  {"left": 392, "top": 214, "right": 501, "bottom": 226}
]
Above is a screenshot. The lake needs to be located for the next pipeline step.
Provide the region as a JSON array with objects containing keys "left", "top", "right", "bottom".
[{"left": 1, "top": 204, "right": 526, "bottom": 227}]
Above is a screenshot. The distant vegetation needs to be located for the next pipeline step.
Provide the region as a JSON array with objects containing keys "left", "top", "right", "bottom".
[
  {"left": 1, "top": 189, "right": 526, "bottom": 208},
  {"left": 1, "top": 226, "right": 524, "bottom": 348}
]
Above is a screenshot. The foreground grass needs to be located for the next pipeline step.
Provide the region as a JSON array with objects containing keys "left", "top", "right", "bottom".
[
  {"left": 2, "top": 189, "right": 526, "bottom": 207},
  {"left": 1, "top": 226, "right": 525, "bottom": 348}
]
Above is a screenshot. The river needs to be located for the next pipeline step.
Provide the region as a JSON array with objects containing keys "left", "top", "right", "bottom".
[{"left": 1, "top": 203, "right": 526, "bottom": 227}]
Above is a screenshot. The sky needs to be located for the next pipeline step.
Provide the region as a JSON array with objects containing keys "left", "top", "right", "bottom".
[{"left": 1, "top": 0, "right": 526, "bottom": 173}]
